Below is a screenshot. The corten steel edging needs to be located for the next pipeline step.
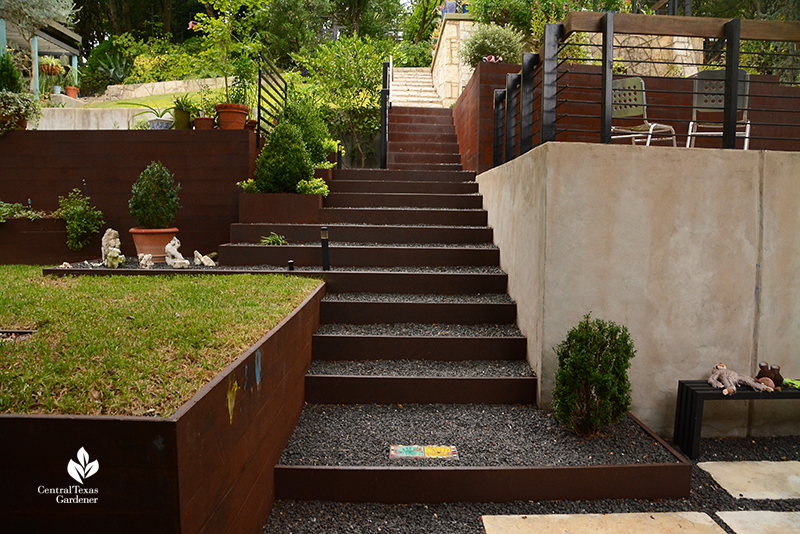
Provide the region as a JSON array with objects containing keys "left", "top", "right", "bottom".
[
  {"left": 1, "top": 283, "right": 325, "bottom": 533},
  {"left": 329, "top": 170, "right": 475, "bottom": 183},
  {"left": 217, "top": 244, "right": 500, "bottom": 267},
  {"left": 312, "top": 335, "right": 526, "bottom": 361},
  {"left": 320, "top": 208, "right": 488, "bottom": 226},
  {"left": 328, "top": 180, "right": 477, "bottom": 194},
  {"left": 230, "top": 223, "right": 494, "bottom": 245},
  {"left": 319, "top": 301, "right": 517, "bottom": 325},
  {"left": 304, "top": 376, "right": 538, "bottom": 405},
  {"left": 324, "top": 193, "right": 483, "bottom": 209}
]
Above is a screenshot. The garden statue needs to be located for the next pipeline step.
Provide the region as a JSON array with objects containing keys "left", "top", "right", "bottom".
[
  {"left": 708, "top": 363, "right": 773, "bottom": 395},
  {"left": 138, "top": 253, "right": 154, "bottom": 269},
  {"left": 165, "top": 237, "right": 190, "bottom": 268}
]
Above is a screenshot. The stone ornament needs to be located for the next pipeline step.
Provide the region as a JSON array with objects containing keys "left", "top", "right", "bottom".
[
  {"left": 138, "top": 253, "right": 154, "bottom": 269},
  {"left": 165, "top": 237, "right": 190, "bottom": 269},
  {"left": 101, "top": 228, "right": 125, "bottom": 268},
  {"left": 194, "top": 250, "right": 215, "bottom": 267}
]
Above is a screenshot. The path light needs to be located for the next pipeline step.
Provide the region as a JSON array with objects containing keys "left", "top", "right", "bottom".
[
  {"left": 321, "top": 227, "right": 330, "bottom": 271},
  {"left": 287, "top": 259, "right": 294, "bottom": 271}
]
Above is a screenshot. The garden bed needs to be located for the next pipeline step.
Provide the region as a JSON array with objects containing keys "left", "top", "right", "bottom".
[{"left": 0, "top": 268, "right": 325, "bottom": 533}]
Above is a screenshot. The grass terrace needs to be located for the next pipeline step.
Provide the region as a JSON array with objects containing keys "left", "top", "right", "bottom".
[{"left": 0, "top": 266, "right": 321, "bottom": 417}]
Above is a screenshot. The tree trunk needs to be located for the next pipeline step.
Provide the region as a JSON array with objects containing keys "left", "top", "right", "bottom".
[
  {"left": 107, "top": 0, "right": 122, "bottom": 35},
  {"left": 162, "top": 0, "right": 172, "bottom": 35},
  {"left": 121, "top": 0, "right": 132, "bottom": 33}
]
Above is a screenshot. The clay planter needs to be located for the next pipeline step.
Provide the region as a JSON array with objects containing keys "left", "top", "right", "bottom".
[
  {"left": 129, "top": 227, "right": 178, "bottom": 262},
  {"left": 192, "top": 116, "right": 215, "bottom": 130},
  {"left": 0, "top": 283, "right": 324, "bottom": 533},
  {"left": 216, "top": 103, "right": 249, "bottom": 130},
  {"left": 172, "top": 109, "right": 192, "bottom": 130},
  {"left": 245, "top": 119, "right": 258, "bottom": 132},
  {"left": 64, "top": 86, "right": 79, "bottom": 98},
  {"left": 239, "top": 193, "right": 323, "bottom": 224}
]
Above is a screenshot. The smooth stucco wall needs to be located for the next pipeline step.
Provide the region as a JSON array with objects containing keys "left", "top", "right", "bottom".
[{"left": 477, "top": 143, "right": 800, "bottom": 438}]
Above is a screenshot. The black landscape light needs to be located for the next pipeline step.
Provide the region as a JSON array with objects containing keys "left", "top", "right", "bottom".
[{"left": 321, "top": 226, "right": 330, "bottom": 271}]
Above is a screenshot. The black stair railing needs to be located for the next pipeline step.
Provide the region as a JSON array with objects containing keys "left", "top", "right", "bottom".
[
  {"left": 257, "top": 56, "right": 288, "bottom": 146},
  {"left": 380, "top": 61, "right": 390, "bottom": 169}
]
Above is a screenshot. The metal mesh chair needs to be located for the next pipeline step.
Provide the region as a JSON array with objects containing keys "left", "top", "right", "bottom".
[
  {"left": 686, "top": 69, "right": 751, "bottom": 150},
  {"left": 611, "top": 77, "right": 676, "bottom": 146}
]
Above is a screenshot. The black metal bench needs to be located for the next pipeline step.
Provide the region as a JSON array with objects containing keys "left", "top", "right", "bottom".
[{"left": 673, "top": 379, "right": 800, "bottom": 460}]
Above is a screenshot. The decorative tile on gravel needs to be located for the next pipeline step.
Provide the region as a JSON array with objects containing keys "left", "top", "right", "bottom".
[
  {"left": 481, "top": 512, "right": 725, "bottom": 534},
  {"left": 698, "top": 461, "right": 800, "bottom": 499},
  {"left": 716, "top": 511, "right": 800, "bottom": 534}
]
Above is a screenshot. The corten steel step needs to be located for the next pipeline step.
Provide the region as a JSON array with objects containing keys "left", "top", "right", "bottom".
[
  {"left": 304, "top": 375, "right": 538, "bottom": 404},
  {"left": 387, "top": 115, "right": 453, "bottom": 126},
  {"left": 331, "top": 168, "right": 474, "bottom": 182},
  {"left": 218, "top": 244, "right": 499, "bottom": 267},
  {"left": 390, "top": 106, "right": 452, "bottom": 116},
  {"left": 389, "top": 123, "right": 457, "bottom": 136},
  {"left": 387, "top": 141, "right": 461, "bottom": 154},
  {"left": 312, "top": 334, "right": 526, "bottom": 361},
  {"left": 230, "top": 223, "right": 493, "bottom": 245},
  {"left": 388, "top": 152, "right": 462, "bottom": 165},
  {"left": 324, "top": 192, "right": 482, "bottom": 209},
  {"left": 328, "top": 180, "right": 477, "bottom": 194},
  {"left": 388, "top": 132, "right": 459, "bottom": 144},
  {"left": 319, "top": 301, "right": 517, "bottom": 325},
  {"left": 320, "top": 208, "right": 486, "bottom": 226},
  {"left": 387, "top": 162, "right": 464, "bottom": 172}
]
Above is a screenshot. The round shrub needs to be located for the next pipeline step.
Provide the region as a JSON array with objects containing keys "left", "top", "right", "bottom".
[
  {"left": 57, "top": 189, "right": 105, "bottom": 251},
  {"left": 254, "top": 122, "right": 313, "bottom": 194},
  {"left": 281, "top": 89, "right": 331, "bottom": 167},
  {"left": 128, "top": 161, "right": 181, "bottom": 229},
  {"left": 461, "top": 24, "right": 524, "bottom": 69},
  {"left": 0, "top": 54, "right": 23, "bottom": 93},
  {"left": 552, "top": 313, "right": 636, "bottom": 437}
]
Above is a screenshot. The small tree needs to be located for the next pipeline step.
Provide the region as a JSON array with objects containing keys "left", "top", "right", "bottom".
[
  {"left": 0, "top": 0, "right": 77, "bottom": 92},
  {"left": 128, "top": 161, "right": 182, "bottom": 229},
  {"left": 253, "top": 122, "right": 313, "bottom": 193},
  {"left": 56, "top": 189, "right": 105, "bottom": 251},
  {"left": 552, "top": 313, "right": 636, "bottom": 437},
  {"left": 460, "top": 24, "right": 524, "bottom": 69}
]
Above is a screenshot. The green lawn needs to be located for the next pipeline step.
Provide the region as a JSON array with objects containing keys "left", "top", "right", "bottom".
[{"left": 0, "top": 266, "right": 321, "bottom": 417}]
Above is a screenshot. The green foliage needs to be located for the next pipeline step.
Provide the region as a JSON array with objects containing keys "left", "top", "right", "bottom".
[
  {"left": 96, "top": 52, "right": 130, "bottom": 84},
  {"left": 461, "top": 24, "right": 524, "bottom": 69},
  {"left": 55, "top": 189, "right": 105, "bottom": 251},
  {"left": 401, "top": 0, "right": 440, "bottom": 45},
  {"left": 296, "top": 178, "right": 330, "bottom": 196},
  {"left": 0, "top": 90, "right": 42, "bottom": 135},
  {"left": 260, "top": 232, "right": 289, "bottom": 245},
  {"left": 236, "top": 178, "right": 260, "bottom": 193},
  {"left": 0, "top": 200, "right": 45, "bottom": 222},
  {"left": 173, "top": 94, "right": 200, "bottom": 118},
  {"left": 552, "top": 313, "right": 636, "bottom": 437},
  {"left": 259, "top": 0, "right": 332, "bottom": 68},
  {"left": 469, "top": 0, "right": 539, "bottom": 37},
  {"left": 0, "top": 54, "right": 23, "bottom": 93},
  {"left": 254, "top": 122, "right": 313, "bottom": 193},
  {"left": 116, "top": 34, "right": 224, "bottom": 84},
  {"left": 281, "top": 82, "right": 333, "bottom": 166},
  {"left": 128, "top": 161, "right": 182, "bottom": 229},
  {"left": 393, "top": 39, "right": 434, "bottom": 68},
  {"left": 80, "top": 39, "right": 118, "bottom": 95},
  {"left": 293, "top": 35, "right": 391, "bottom": 167}
]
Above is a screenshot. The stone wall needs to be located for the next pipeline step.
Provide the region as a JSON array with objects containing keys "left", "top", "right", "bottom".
[
  {"left": 431, "top": 14, "right": 475, "bottom": 107},
  {"left": 102, "top": 76, "right": 227, "bottom": 100},
  {"left": 477, "top": 142, "right": 800, "bottom": 439}
]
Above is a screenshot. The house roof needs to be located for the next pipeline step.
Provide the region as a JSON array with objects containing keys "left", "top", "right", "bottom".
[{"left": 3, "top": 19, "right": 82, "bottom": 56}]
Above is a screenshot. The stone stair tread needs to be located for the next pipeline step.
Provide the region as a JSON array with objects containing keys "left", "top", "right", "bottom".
[
  {"left": 308, "top": 359, "right": 533, "bottom": 378},
  {"left": 277, "top": 404, "right": 674, "bottom": 468}
]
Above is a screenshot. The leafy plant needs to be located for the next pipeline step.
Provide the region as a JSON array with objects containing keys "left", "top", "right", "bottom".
[
  {"left": 260, "top": 232, "right": 288, "bottom": 245},
  {"left": 0, "top": 54, "right": 24, "bottom": 93},
  {"left": 295, "top": 178, "right": 329, "bottom": 196},
  {"left": 128, "top": 161, "right": 182, "bottom": 229},
  {"left": 254, "top": 122, "right": 313, "bottom": 193},
  {"left": 56, "top": 189, "right": 105, "bottom": 250},
  {"left": 65, "top": 68, "right": 79, "bottom": 87},
  {"left": 0, "top": 200, "right": 45, "bottom": 222},
  {"left": 393, "top": 39, "right": 434, "bottom": 68},
  {"left": 552, "top": 313, "right": 636, "bottom": 437},
  {"left": 461, "top": 24, "right": 524, "bottom": 69},
  {"left": 198, "top": 84, "right": 220, "bottom": 117},
  {"left": 281, "top": 82, "right": 333, "bottom": 167},
  {"left": 236, "top": 178, "right": 260, "bottom": 193},
  {"left": 97, "top": 52, "right": 130, "bottom": 84},
  {"left": 173, "top": 94, "right": 200, "bottom": 118},
  {"left": 0, "top": 90, "right": 42, "bottom": 135}
]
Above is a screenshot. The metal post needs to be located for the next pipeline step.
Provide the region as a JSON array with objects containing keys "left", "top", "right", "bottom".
[
  {"left": 380, "top": 61, "right": 389, "bottom": 169},
  {"left": 723, "top": 18, "right": 741, "bottom": 149},
  {"left": 520, "top": 53, "right": 538, "bottom": 155},
  {"left": 684, "top": 0, "right": 692, "bottom": 17},
  {"left": 0, "top": 19, "right": 6, "bottom": 55},
  {"left": 505, "top": 73, "right": 520, "bottom": 163},
  {"left": 600, "top": 12, "right": 614, "bottom": 145},
  {"left": 669, "top": 0, "right": 677, "bottom": 16},
  {"left": 32, "top": 35, "right": 39, "bottom": 97},
  {"left": 493, "top": 89, "right": 505, "bottom": 168},
  {"left": 541, "top": 23, "right": 561, "bottom": 143}
]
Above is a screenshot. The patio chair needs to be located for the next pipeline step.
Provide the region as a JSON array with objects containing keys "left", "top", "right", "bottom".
[
  {"left": 611, "top": 76, "right": 676, "bottom": 146},
  {"left": 686, "top": 69, "right": 751, "bottom": 150}
]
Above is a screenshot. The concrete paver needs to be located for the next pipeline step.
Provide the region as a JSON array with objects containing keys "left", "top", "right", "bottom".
[
  {"left": 717, "top": 511, "right": 800, "bottom": 534},
  {"left": 481, "top": 512, "right": 726, "bottom": 534},
  {"left": 698, "top": 461, "right": 800, "bottom": 500}
]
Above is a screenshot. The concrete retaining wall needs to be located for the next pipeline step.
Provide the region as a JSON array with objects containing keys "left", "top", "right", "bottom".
[{"left": 477, "top": 142, "right": 800, "bottom": 438}]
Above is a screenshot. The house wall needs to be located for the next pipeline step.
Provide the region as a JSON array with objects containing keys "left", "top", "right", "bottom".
[{"left": 477, "top": 142, "right": 800, "bottom": 438}]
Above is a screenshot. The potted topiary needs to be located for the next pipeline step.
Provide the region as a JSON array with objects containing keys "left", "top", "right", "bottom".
[{"left": 128, "top": 161, "right": 182, "bottom": 262}]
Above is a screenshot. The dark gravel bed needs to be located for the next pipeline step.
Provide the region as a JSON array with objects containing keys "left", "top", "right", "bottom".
[
  {"left": 233, "top": 241, "right": 498, "bottom": 249},
  {"left": 308, "top": 359, "right": 534, "bottom": 378},
  {"left": 315, "top": 323, "right": 523, "bottom": 337},
  {"left": 321, "top": 293, "right": 514, "bottom": 304},
  {"left": 278, "top": 404, "right": 677, "bottom": 468},
  {"left": 265, "top": 434, "right": 800, "bottom": 534}
]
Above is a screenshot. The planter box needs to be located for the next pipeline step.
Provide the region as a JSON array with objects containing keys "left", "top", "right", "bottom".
[
  {"left": 1, "top": 284, "right": 324, "bottom": 534},
  {"left": 0, "top": 218, "right": 103, "bottom": 265},
  {"left": 239, "top": 193, "right": 323, "bottom": 224}
]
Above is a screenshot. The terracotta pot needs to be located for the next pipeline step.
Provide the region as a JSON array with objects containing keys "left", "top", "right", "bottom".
[
  {"left": 216, "top": 103, "right": 249, "bottom": 130},
  {"left": 64, "top": 86, "right": 79, "bottom": 98},
  {"left": 0, "top": 113, "right": 26, "bottom": 131},
  {"left": 193, "top": 116, "right": 215, "bottom": 130},
  {"left": 245, "top": 119, "right": 257, "bottom": 132},
  {"left": 129, "top": 227, "right": 178, "bottom": 263}
]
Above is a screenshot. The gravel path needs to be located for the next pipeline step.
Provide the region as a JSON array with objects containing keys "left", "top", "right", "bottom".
[
  {"left": 309, "top": 360, "right": 535, "bottom": 378},
  {"left": 278, "top": 405, "right": 677, "bottom": 468},
  {"left": 315, "top": 323, "right": 523, "bottom": 337},
  {"left": 265, "top": 435, "right": 800, "bottom": 534},
  {"left": 321, "top": 293, "right": 514, "bottom": 304}
]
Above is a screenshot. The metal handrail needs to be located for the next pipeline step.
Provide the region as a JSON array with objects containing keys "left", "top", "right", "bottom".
[{"left": 257, "top": 55, "right": 287, "bottom": 147}]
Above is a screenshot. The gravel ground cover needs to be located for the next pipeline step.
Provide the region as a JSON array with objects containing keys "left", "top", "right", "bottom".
[
  {"left": 308, "top": 360, "right": 535, "bottom": 378},
  {"left": 265, "top": 435, "right": 800, "bottom": 534},
  {"left": 278, "top": 404, "right": 677, "bottom": 468},
  {"left": 233, "top": 242, "right": 498, "bottom": 249},
  {"left": 315, "top": 323, "right": 523, "bottom": 337},
  {"left": 321, "top": 293, "right": 514, "bottom": 304}
]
